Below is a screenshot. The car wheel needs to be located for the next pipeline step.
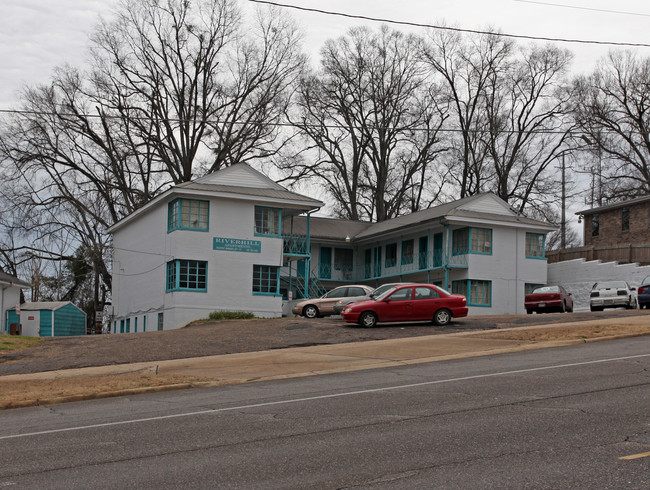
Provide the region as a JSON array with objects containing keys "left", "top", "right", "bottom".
[
  {"left": 626, "top": 297, "right": 636, "bottom": 309},
  {"left": 560, "top": 301, "right": 566, "bottom": 313},
  {"left": 303, "top": 305, "right": 319, "bottom": 319},
  {"left": 526, "top": 309, "right": 533, "bottom": 315},
  {"left": 359, "top": 311, "right": 378, "bottom": 328},
  {"left": 590, "top": 305, "right": 603, "bottom": 312},
  {"left": 433, "top": 308, "right": 451, "bottom": 326}
]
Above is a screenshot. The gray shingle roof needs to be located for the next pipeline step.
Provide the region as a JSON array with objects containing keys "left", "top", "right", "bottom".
[{"left": 0, "top": 270, "right": 31, "bottom": 288}]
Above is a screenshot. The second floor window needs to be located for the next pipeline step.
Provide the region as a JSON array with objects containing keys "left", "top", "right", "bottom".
[
  {"left": 385, "top": 243, "right": 397, "bottom": 267},
  {"left": 453, "top": 227, "right": 492, "bottom": 255},
  {"left": 255, "top": 206, "right": 281, "bottom": 236},
  {"left": 168, "top": 199, "right": 209, "bottom": 232},
  {"left": 525, "top": 233, "right": 545, "bottom": 258}
]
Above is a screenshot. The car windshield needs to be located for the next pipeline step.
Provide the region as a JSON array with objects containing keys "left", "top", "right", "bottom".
[
  {"left": 532, "top": 286, "right": 559, "bottom": 294},
  {"left": 593, "top": 281, "right": 627, "bottom": 289}
]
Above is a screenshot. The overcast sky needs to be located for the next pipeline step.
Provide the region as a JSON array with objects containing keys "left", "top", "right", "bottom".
[{"left": 1, "top": 0, "right": 649, "bottom": 108}]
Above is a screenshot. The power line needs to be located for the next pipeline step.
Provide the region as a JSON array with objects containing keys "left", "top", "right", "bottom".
[
  {"left": 514, "top": 0, "right": 650, "bottom": 18},
  {"left": 247, "top": 0, "right": 650, "bottom": 48}
]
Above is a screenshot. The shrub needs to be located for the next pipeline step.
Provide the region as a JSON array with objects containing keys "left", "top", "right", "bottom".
[{"left": 208, "top": 311, "right": 255, "bottom": 321}]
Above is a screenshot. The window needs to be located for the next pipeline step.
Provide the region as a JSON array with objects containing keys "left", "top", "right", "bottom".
[
  {"left": 389, "top": 287, "right": 413, "bottom": 301},
  {"left": 168, "top": 199, "right": 209, "bottom": 232},
  {"left": 453, "top": 228, "right": 492, "bottom": 255},
  {"left": 525, "top": 283, "right": 544, "bottom": 295},
  {"left": 255, "top": 206, "right": 281, "bottom": 236},
  {"left": 143, "top": 315, "right": 146, "bottom": 332},
  {"left": 471, "top": 228, "right": 492, "bottom": 254},
  {"left": 622, "top": 207, "right": 630, "bottom": 232},
  {"left": 157, "top": 312, "right": 164, "bottom": 331},
  {"left": 134, "top": 317, "right": 138, "bottom": 333},
  {"left": 525, "top": 233, "right": 546, "bottom": 259},
  {"left": 453, "top": 279, "right": 491, "bottom": 306},
  {"left": 253, "top": 265, "right": 280, "bottom": 295},
  {"left": 591, "top": 214, "right": 599, "bottom": 237},
  {"left": 414, "top": 286, "right": 439, "bottom": 299},
  {"left": 166, "top": 260, "right": 207, "bottom": 292},
  {"left": 385, "top": 243, "right": 397, "bottom": 267},
  {"left": 401, "top": 239, "right": 414, "bottom": 264},
  {"left": 452, "top": 228, "right": 469, "bottom": 255},
  {"left": 326, "top": 287, "right": 348, "bottom": 298},
  {"left": 348, "top": 287, "right": 367, "bottom": 296}
]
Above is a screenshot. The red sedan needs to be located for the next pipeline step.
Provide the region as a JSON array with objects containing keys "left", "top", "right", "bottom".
[
  {"left": 341, "top": 283, "right": 468, "bottom": 327},
  {"left": 525, "top": 285, "right": 573, "bottom": 314}
]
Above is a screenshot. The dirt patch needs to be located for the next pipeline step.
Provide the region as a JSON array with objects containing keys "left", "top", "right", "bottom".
[
  {"left": 0, "top": 373, "right": 214, "bottom": 409},
  {"left": 472, "top": 322, "right": 650, "bottom": 342}
]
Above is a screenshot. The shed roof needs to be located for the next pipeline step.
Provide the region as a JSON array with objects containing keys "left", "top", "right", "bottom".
[{"left": 15, "top": 301, "right": 76, "bottom": 311}]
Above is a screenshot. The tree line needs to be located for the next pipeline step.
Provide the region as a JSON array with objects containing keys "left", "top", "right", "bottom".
[{"left": 1, "top": 0, "right": 649, "bottom": 313}]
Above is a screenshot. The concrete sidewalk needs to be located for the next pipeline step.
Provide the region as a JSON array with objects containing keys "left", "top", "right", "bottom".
[{"left": 8, "top": 316, "right": 648, "bottom": 386}]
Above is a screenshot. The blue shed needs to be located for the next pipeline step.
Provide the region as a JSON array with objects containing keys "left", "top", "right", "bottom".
[{"left": 7, "top": 302, "right": 87, "bottom": 337}]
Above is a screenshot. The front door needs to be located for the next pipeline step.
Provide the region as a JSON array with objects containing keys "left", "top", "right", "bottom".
[
  {"left": 433, "top": 233, "right": 443, "bottom": 268},
  {"left": 320, "top": 247, "right": 332, "bottom": 279},
  {"left": 419, "top": 235, "right": 429, "bottom": 269}
]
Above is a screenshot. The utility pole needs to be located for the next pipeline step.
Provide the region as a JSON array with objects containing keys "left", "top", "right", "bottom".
[{"left": 560, "top": 153, "right": 566, "bottom": 249}]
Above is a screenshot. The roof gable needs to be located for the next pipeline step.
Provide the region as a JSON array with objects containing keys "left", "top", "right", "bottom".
[
  {"left": 457, "top": 194, "right": 515, "bottom": 216},
  {"left": 193, "top": 163, "right": 286, "bottom": 190}
]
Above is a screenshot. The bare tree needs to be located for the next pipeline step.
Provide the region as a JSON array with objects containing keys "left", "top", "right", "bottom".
[
  {"left": 483, "top": 44, "right": 574, "bottom": 213},
  {"left": 422, "top": 29, "right": 512, "bottom": 198},
  {"left": 572, "top": 50, "right": 650, "bottom": 201},
  {"left": 91, "top": 0, "right": 305, "bottom": 181},
  {"left": 286, "top": 26, "right": 449, "bottom": 221}
]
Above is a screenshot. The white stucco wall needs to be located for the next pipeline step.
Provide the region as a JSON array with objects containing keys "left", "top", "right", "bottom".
[{"left": 112, "top": 195, "right": 285, "bottom": 331}]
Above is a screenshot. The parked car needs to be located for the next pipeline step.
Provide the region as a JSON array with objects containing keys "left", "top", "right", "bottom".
[
  {"left": 589, "top": 281, "right": 637, "bottom": 311},
  {"left": 341, "top": 283, "right": 468, "bottom": 327},
  {"left": 332, "top": 282, "right": 414, "bottom": 315},
  {"left": 292, "top": 285, "right": 374, "bottom": 318},
  {"left": 638, "top": 276, "right": 650, "bottom": 309},
  {"left": 524, "top": 285, "right": 573, "bottom": 314}
]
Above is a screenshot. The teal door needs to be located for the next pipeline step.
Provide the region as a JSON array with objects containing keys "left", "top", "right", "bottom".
[
  {"left": 364, "top": 249, "right": 372, "bottom": 278},
  {"left": 433, "top": 233, "right": 443, "bottom": 267},
  {"left": 419, "top": 236, "right": 429, "bottom": 269},
  {"left": 297, "top": 259, "right": 306, "bottom": 278},
  {"left": 374, "top": 246, "right": 382, "bottom": 277},
  {"left": 320, "top": 247, "right": 332, "bottom": 279}
]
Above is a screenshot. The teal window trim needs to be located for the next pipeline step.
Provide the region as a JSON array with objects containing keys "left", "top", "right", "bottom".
[
  {"left": 253, "top": 264, "right": 281, "bottom": 296},
  {"left": 525, "top": 232, "right": 546, "bottom": 259},
  {"left": 470, "top": 227, "right": 492, "bottom": 255},
  {"left": 453, "top": 227, "right": 493, "bottom": 255},
  {"left": 401, "top": 239, "right": 414, "bottom": 265},
  {"left": 167, "top": 198, "right": 209, "bottom": 233},
  {"left": 452, "top": 279, "right": 492, "bottom": 307},
  {"left": 166, "top": 259, "right": 208, "bottom": 292},
  {"left": 254, "top": 206, "right": 282, "bottom": 237},
  {"left": 385, "top": 243, "right": 397, "bottom": 268}
]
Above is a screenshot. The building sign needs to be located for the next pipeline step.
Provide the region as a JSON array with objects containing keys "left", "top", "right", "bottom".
[{"left": 213, "top": 237, "right": 261, "bottom": 253}]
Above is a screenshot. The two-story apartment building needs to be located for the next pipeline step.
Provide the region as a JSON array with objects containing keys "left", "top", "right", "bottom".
[
  {"left": 108, "top": 164, "right": 556, "bottom": 332},
  {"left": 579, "top": 195, "right": 650, "bottom": 247}
]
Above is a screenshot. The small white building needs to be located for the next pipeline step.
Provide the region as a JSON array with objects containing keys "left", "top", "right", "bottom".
[
  {"left": 1, "top": 271, "right": 31, "bottom": 335},
  {"left": 108, "top": 164, "right": 556, "bottom": 331}
]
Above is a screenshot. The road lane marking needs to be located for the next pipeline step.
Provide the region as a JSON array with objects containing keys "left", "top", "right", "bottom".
[
  {"left": 619, "top": 451, "right": 650, "bottom": 460},
  {"left": 1, "top": 352, "right": 649, "bottom": 442}
]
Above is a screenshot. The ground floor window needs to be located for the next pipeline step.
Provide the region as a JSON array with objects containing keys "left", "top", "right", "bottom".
[
  {"left": 253, "top": 265, "right": 280, "bottom": 295},
  {"left": 157, "top": 312, "right": 164, "bottom": 331},
  {"left": 525, "top": 283, "right": 544, "bottom": 295},
  {"left": 452, "top": 279, "right": 492, "bottom": 306},
  {"left": 166, "top": 259, "right": 207, "bottom": 292}
]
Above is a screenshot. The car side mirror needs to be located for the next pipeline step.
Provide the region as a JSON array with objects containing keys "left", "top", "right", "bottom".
[
  {"left": 631, "top": 287, "right": 636, "bottom": 291},
  {"left": 568, "top": 293, "right": 572, "bottom": 296}
]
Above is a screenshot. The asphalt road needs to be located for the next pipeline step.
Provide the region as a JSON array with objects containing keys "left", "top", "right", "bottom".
[{"left": 1, "top": 336, "right": 649, "bottom": 489}]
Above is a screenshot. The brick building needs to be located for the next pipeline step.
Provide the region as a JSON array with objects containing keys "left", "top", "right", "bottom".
[{"left": 578, "top": 195, "right": 650, "bottom": 247}]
